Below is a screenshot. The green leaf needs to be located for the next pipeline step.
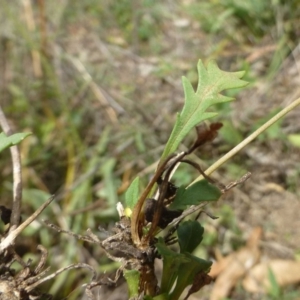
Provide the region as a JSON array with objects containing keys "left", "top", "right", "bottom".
[
  {"left": 169, "top": 180, "right": 221, "bottom": 210},
  {"left": 156, "top": 238, "right": 212, "bottom": 300},
  {"left": 95, "top": 126, "right": 111, "bottom": 155},
  {"left": 0, "top": 132, "right": 31, "bottom": 153},
  {"left": 169, "top": 253, "right": 212, "bottom": 300},
  {"left": 145, "top": 296, "right": 169, "bottom": 300},
  {"left": 156, "top": 238, "right": 189, "bottom": 295},
  {"left": 267, "top": 267, "right": 280, "bottom": 298},
  {"left": 152, "top": 294, "right": 168, "bottom": 300},
  {"left": 98, "top": 158, "right": 118, "bottom": 213},
  {"left": 177, "top": 221, "right": 204, "bottom": 253},
  {"left": 125, "top": 176, "right": 140, "bottom": 210},
  {"left": 23, "top": 189, "right": 51, "bottom": 211},
  {"left": 160, "top": 60, "right": 247, "bottom": 162},
  {"left": 123, "top": 269, "right": 140, "bottom": 298}
]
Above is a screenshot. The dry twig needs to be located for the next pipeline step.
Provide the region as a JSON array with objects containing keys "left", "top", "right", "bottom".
[
  {"left": 0, "top": 105, "right": 22, "bottom": 231},
  {"left": 0, "top": 196, "right": 55, "bottom": 253}
]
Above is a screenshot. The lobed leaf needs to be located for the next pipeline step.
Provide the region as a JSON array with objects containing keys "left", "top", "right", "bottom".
[{"left": 160, "top": 60, "right": 247, "bottom": 162}]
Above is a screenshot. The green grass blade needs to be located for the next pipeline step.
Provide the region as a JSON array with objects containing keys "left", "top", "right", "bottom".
[
  {"left": 0, "top": 132, "right": 31, "bottom": 153},
  {"left": 125, "top": 176, "right": 140, "bottom": 210}
]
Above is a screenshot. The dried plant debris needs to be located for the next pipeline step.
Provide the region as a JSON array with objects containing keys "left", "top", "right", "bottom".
[
  {"left": 0, "top": 196, "right": 97, "bottom": 300},
  {"left": 0, "top": 242, "right": 97, "bottom": 300},
  {"left": 0, "top": 246, "right": 52, "bottom": 300},
  {"left": 0, "top": 198, "right": 55, "bottom": 300}
]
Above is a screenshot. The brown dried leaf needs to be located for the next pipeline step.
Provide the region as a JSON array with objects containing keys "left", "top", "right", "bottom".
[
  {"left": 191, "top": 123, "right": 223, "bottom": 152},
  {"left": 243, "top": 259, "right": 300, "bottom": 293},
  {"left": 209, "top": 228, "right": 262, "bottom": 300}
]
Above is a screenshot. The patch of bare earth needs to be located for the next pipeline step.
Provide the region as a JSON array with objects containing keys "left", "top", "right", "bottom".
[{"left": 232, "top": 45, "right": 300, "bottom": 251}]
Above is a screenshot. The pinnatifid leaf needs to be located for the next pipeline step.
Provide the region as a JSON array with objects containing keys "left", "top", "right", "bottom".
[
  {"left": 0, "top": 132, "right": 31, "bottom": 153},
  {"left": 160, "top": 60, "right": 247, "bottom": 162}
]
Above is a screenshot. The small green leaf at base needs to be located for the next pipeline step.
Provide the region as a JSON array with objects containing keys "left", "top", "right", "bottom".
[
  {"left": 152, "top": 294, "right": 168, "bottom": 300},
  {"left": 124, "top": 269, "right": 140, "bottom": 298},
  {"left": 169, "top": 254, "right": 212, "bottom": 300},
  {"left": 156, "top": 238, "right": 190, "bottom": 294},
  {"left": 156, "top": 238, "right": 212, "bottom": 300}
]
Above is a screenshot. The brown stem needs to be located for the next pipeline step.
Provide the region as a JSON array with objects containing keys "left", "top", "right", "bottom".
[
  {"left": 131, "top": 154, "right": 176, "bottom": 246},
  {"left": 181, "top": 159, "right": 225, "bottom": 190},
  {"left": 144, "top": 152, "right": 186, "bottom": 244}
]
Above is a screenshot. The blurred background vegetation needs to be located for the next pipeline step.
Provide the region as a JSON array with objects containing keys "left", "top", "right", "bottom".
[{"left": 1, "top": 0, "right": 300, "bottom": 299}]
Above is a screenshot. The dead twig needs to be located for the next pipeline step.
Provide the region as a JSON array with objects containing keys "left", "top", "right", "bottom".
[
  {"left": 0, "top": 196, "right": 55, "bottom": 253},
  {"left": 25, "top": 263, "right": 97, "bottom": 293},
  {"left": 221, "top": 172, "right": 252, "bottom": 193},
  {"left": 43, "top": 220, "right": 101, "bottom": 245},
  {"left": 34, "top": 245, "right": 48, "bottom": 274}
]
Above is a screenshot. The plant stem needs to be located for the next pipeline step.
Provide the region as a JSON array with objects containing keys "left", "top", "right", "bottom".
[
  {"left": 0, "top": 106, "right": 22, "bottom": 231},
  {"left": 190, "top": 96, "right": 300, "bottom": 185}
]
